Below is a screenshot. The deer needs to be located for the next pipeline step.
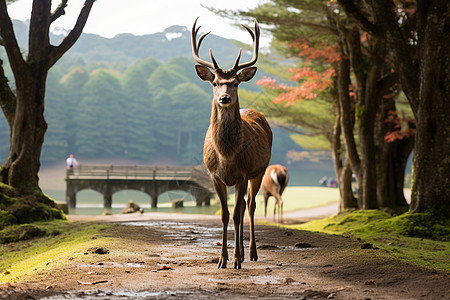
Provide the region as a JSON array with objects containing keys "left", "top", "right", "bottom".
[
  {"left": 192, "top": 17, "right": 272, "bottom": 269},
  {"left": 261, "top": 164, "right": 289, "bottom": 224}
]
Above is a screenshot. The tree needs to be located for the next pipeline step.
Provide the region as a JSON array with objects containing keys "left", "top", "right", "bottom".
[
  {"left": 122, "top": 63, "right": 156, "bottom": 160},
  {"left": 339, "top": 0, "right": 449, "bottom": 216},
  {"left": 75, "top": 69, "right": 126, "bottom": 158},
  {"left": 220, "top": 0, "right": 358, "bottom": 209},
  {"left": 219, "top": 0, "right": 414, "bottom": 212},
  {"left": 0, "top": 0, "right": 95, "bottom": 195}
]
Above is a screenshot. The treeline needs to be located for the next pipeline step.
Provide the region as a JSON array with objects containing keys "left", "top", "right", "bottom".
[
  {"left": 48, "top": 56, "right": 209, "bottom": 165},
  {"left": 0, "top": 56, "right": 296, "bottom": 166}
]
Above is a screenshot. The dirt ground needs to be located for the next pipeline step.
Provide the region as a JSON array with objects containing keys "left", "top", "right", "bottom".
[{"left": 1, "top": 212, "right": 449, "bottom": 300}]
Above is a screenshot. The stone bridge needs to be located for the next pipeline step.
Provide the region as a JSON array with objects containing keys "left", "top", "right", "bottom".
[{"left": 65, "top": 164, "right": 214, "bottom": 209}]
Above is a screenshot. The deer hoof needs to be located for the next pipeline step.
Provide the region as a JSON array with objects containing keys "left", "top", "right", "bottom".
[
  {"left": 217, "top": 258, "right": 227, "bottom": 269},
  {"left": 233, "top": 260, "right": 242, "bottom": 269},
  {"left": 250, "top": 251, "right": 258, "bottom": 261}
]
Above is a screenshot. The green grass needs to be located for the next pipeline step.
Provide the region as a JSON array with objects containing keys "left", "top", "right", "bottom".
[
  {"left": 0, "top": 220, "right": 113, "bottom": 284},
  {"left": 227, "top": 186, "right": 339, "bottom": 216},
  {"left": 287, "top": 210, "right": 450, "bottom": 272}
]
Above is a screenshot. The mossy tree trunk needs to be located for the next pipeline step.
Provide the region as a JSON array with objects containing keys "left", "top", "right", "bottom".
[{"left": 0, "top": 0, "right": 95, "bottom": 195}]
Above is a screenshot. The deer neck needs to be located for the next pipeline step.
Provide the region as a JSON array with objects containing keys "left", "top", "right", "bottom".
[{"left": 210, "top": 102, "right": 243, "bottom": 160}]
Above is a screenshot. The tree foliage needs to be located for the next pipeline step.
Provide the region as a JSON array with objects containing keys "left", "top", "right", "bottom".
[{"left": 219, "top": 0, "right": 420, "bottom": 212}]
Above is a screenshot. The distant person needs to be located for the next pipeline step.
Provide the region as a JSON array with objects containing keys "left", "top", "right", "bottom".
[
  {"left": 319, "top": 176, "right": 327, "bottom": 187},
  {"left": 329, "top": 178, "right": 337, "bottom": 188},
  {"left": 66, "top": 154, "right": 78, "bottom": 169}
]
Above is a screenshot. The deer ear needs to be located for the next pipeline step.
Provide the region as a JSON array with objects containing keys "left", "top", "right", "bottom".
[
  {"left": 195, "top": 65, "right": 214, "bottom": 82},
  {"left": 237, "top": 67, "right": 257, "bottom": 82}
]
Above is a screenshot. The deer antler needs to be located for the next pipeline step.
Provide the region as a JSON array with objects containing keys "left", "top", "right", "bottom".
[
  {"left": 191, "top": 17, "right": 219, "bottom": 70},
  {"left": 232, "top": 19, "right": 260, "bottom": 71}
]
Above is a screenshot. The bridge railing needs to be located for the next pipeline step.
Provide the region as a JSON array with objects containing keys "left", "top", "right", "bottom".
[{"left": 66, "top": 164, "right": 196, "bottom": 181}]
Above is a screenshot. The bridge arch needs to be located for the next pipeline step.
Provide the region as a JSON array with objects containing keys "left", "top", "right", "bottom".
[{"left": 111, "top": 189, "right": 152, "bottom": 207}]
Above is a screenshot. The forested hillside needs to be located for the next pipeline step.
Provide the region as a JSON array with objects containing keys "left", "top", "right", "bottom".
[{"left": 0, "top": 20, "right": 300, "bottom": 167}]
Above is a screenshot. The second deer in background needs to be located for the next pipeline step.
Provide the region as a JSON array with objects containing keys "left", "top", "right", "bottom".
[{"left": 261, "top": 164, "right": 289, "bottom": 224}]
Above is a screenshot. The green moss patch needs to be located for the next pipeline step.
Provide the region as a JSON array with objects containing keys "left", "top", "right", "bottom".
[
  {"left": 286, "top": 210, "right": 450, "bottom": 272},
  {"left": 0, "top": 183, "right": 66, "bottom": 234}
]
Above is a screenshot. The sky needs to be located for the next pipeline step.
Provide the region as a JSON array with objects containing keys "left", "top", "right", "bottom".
[{"left": 7, "top": 0, "right": 269, "bottom": 45}]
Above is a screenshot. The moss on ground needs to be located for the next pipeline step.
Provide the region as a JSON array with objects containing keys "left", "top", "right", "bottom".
[{"left": 286, "top": 210, "right": 450, "bottom": 272}]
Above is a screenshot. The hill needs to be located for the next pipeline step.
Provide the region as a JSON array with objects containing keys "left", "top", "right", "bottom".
[
  {"left": 11, "top": 20, "right": 249, "bottom": 65},
  {"left": 0, "top": 20, "right": 329, "bottom": 170}
]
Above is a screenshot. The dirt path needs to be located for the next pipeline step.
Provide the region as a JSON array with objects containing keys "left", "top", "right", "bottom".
[{"left": 1, "top": 213, "right": 448, "bottom": 299}]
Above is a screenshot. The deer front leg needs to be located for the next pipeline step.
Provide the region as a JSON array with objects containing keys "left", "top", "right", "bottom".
[
  {"left": 213, "top": 178, "right": 229, "bottom": 269},
  {"left": 239, "top": 198, "right": 246, "bottom": 263},
  {"left": 248, "top": 173, "right": 264, "bottom": 261},
  {"left": 233, "top": 179, "right": 247, "bottom": 269}
]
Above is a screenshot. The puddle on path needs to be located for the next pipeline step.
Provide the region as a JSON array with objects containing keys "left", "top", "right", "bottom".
[
  {"left": 40, "top": 289, "right": 211, "bottom": 300},
  {"left": 122, "top": 221, "right": 223, "bottom": 248}
]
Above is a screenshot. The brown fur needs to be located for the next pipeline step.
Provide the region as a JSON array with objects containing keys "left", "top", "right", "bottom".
[
  {"left": 193, "top": 18, "right": 271, "bottom": 269},
  {"left": 261, "top": 164, "right": 289, "bottom": 223},
  {"left": 201, "top": 71, "right": 272, "bottom": 269}
]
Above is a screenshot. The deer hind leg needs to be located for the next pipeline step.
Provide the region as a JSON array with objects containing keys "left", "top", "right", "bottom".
[
  {"left": 233, "top": 179, "right": 248, "bottom": 269},
  {"left": 263, "top": 193, "right": 269, "bottom": 217},
  {"left": 213, "top": 178, "right": 229, "bottom": 269},
  {"left": 273, "top": 197, "right": 277, "bottom": 221},
  {"left": 275, "top": 194, "right": 283, "bottom": 224},
  {"left": 248, "top": 173, "right": 264, "bottom": 262}
]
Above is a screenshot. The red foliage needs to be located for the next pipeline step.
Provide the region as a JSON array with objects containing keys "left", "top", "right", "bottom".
[
  {"left": 256, "top": 38, "right": 339, "bottom": 106},
  {"left": 384, "top": 110, "right": 416, "bottom": 142},
  {"left": 256, "top": 66, "right": 335, "bottom": 107},
  {"left": 290, "top": 39, "right": 340, "bottom": 63}
]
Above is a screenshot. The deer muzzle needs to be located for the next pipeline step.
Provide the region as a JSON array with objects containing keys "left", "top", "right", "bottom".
[{"left": 219, "top": 95, "right": 232, "bottom": 105}]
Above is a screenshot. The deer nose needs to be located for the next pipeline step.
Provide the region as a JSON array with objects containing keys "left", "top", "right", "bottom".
[{"left": 219, "top": 95, "right": 231, "bottom": 104}]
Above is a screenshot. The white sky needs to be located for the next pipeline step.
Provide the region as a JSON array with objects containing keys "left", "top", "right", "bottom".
[{"left": 7, "top": 0, "right": 269, "bottom": 45}]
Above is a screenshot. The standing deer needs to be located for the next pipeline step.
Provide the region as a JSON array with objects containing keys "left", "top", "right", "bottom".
[
  {"left": 192, "top": 17, "right": 272, "bottom": 269},
  {"left": 261, "top": 164, "right": 289, "bottom": 223}
]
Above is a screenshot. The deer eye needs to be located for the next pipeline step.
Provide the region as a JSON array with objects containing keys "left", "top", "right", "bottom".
[
  {"left": 212, "top": 82, "right": 217, "bottom": 87},
  {"left": 234, "top": 83, "right": 239, "bottom": 87}
]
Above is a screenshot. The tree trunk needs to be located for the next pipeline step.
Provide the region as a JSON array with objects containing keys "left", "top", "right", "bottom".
[
  {"left": 409, "top": 1, "right": 450, "bottom": 216},
  {"left": 375, "top": 98, "right": 413, "bottom": 211},
  {"left": 411, "top": 55, "right": 450, "bottom": 216},
  {"left": 1, "top": 69, "right": 48, "bottom": 194},
  {"left": 330, "top": 98, "right": 357, "bottom": 210}
]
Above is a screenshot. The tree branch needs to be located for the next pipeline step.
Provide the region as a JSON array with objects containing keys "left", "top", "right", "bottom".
[
  {"left": 0, "top": 59, "right": 16, "bottom": 128},
  {"left": 51, "top": 0, "right": 68, "bottom": 23},
  {"left": 369, "top": 0, "right": 419, "bottom": 117},
  {"left": 376, "top": 71, "right": 398, "bottom": 98},
  {"left": 338, "top": 0, "right": 378, "bottom": 35},
  {"left": 28, "top": 0, "right": 51, "bottom": 60},
  {"left": 0, "top": 0, "right": 26, "bottom": 73},
  {"left": 48, "top": 0, "right": 95, "bottom": 68}
]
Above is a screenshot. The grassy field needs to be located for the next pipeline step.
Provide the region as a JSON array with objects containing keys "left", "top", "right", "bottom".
[{"left": 229, "top": 186, "right": 339, "bottom": 217}]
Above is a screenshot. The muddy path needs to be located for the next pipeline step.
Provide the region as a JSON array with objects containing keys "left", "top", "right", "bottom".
[{"left": 1, "top": 213, "right": 449, "bottom": 299}]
